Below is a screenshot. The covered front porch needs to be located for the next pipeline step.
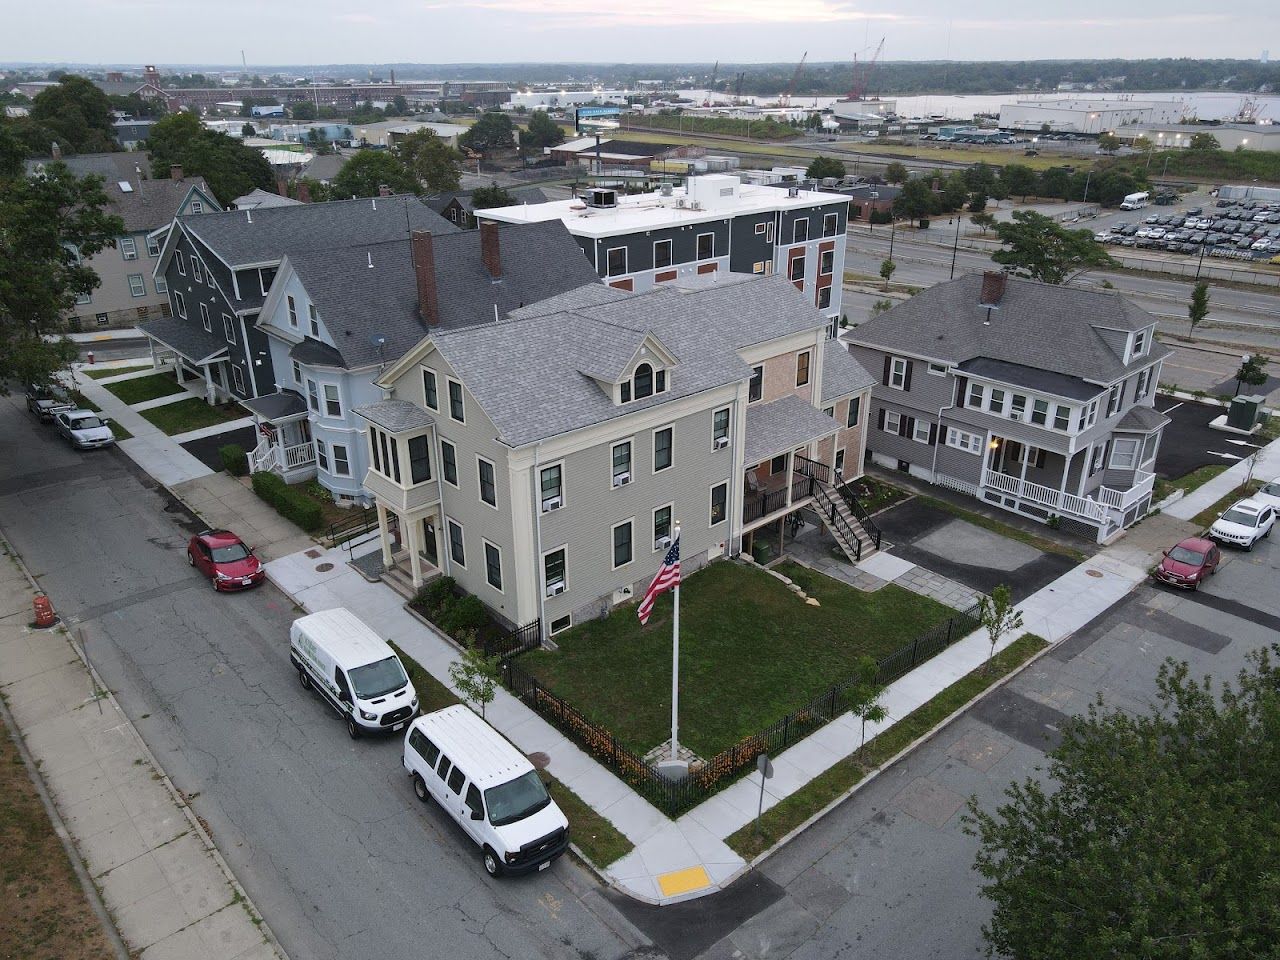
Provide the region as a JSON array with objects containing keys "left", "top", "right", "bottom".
[
  {"left": 138, "top": 316, "right": 233, "bottom": 405},
  {"left": 741, "top": 395, "right": 843, "bottom": 533},
  {"left": 241, "top": 390, "right": 317, "bottom": 482}
]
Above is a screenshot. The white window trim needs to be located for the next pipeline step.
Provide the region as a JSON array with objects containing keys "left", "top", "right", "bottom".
[
  {"left": 819, "top": 249, "right": 834, "bottom": 277},
  {"left": 192, "top": 256, "right": 203, "bottom": 283},
  {"left": 128, "top": 274, "right": 146, "bottom": 298},
  {"left": 146, "top": 235, "right": 161, "bottom": 257},
  {"left": 154, "top": 276, "right": 168, "bottom": 295},
  {"left": 796, "top": 350, "right": 812, "bottom": 387},
  {"left": 946, "top": 427, "right": 982, "bottom": 455},
  {"left": 748, "top": 365, "right": 764, "bottom": 404},
  {"left": 476, "top": 454, "right": 499, "bottom": 510},
  {"left": 611, "top": 438, "right": 633, "bottom": 488},
  {"left": 445, "top": 516, "right": 466, "bottom": 569},
  {"left": 652, "top": 424, "right": 674, "bottom": 474},
  {"left": 308, "top": 303, "right": 319, "bottom": 337},
  {"left": 754, "top": 222, "right": 766, "bottom": 235},
  {"left": 611, "top": 517, "right": 636, "bottom": 571},
  {"left": 912, "top": 419, "right": 931, "bottom": 444},
  {"left": 1054, "top": 405, "right": 1072, "bottom": 432},
  {"left": 539, "top": 459, "right": 565, "bottom": 512},
  {"left": 231, "top": 365, "right": 245, "bottom": 393},
  {"left": 987, "top": 388, "right": 1006, "bottom": 415},
  {"left": 331, "top": 443, "right": 350, "bottom": 477},
  {"left": 712, "top": 406, "right": 731, "bottom": 447},
  {"left": 542, "top": 544, "right": 568, "bottom": 597},
  {"left": 927, "top": 363, "right": 947, "bottom": 376},
  {"left": 696, "top": 232, "right": 715, "bottom": 261},
  {"left": 176, "top": 251, "right": 186, "bottom": 276},
  {"left": 709, "top": 480, "right": 729, "bottom": 527},
  {"left": 482, "top": 539, "right": 504, "bottom": 594},
  {"left": 652, "top": 502, "right": 674, "bottom": 552},
  {"left": 792, "top": 217, "right": 809, "bottom": 243},
  {"left": 1030, "top": 398, "right": 1050, "bottom": 426},
  {"left": 823, "top": 212, "right": 839, "bottom": 237},
  {"left": 422, "top": 366, "right": 439, "bottom": 411},
  {"left": 198, "top": 302, "right": 210, "bottom": 331},
  {"left": 119, "top": 237, "right": 138, "bottom": 261},
  {"left": 291, "top": 359, "right": 301, "bottom": 384},
  {"left": 191, "top": 200, "right": 204, "bottom": 214},
  {"left": 967, "top": 382, "right": 984, "bottom": 408},
  {"left": 446, "top": 377, "right": 465, "bottom": 424},
  {"left": 223, "top": 313, "right": 237, "bottom": 345},
  {"left": 1109, "top": 437, "right": 1140, "bottom": 470},
  {"left": 315, "top": 438, "right": 329, "bottom": 472},
  {"left": 548, "top": 614, "right": 572, "bottom": 636},
  {"left": 1009, "top": 394, "right": 1027, "bottom": 421},
  {"left": 885, "top": 411, "right": 902, "bottom": 434},
  {"left": 605, "top": 246, "right": 628, "bottom": 277},
  {"left": 258, "top": 268, "right": 274, "bottom": 296},
  {"left": 439, "top": 438, "right": 460, "bottom": 488},
  {"left": 1091, "top": 444, "right": 1106, "bottom": 473},
  {"left": 175, "top": 291, "right": 187, "bottom": 319},
  {"left": 889, "top": 357, "right": 907, "bottom": 390},
  {"left": 322, "top": 382, "right": 342, "bottom": 418},
  {"left": 287, "top": 295, "right": 298, "bottom": 327},
  {"left": 653, "top": 238, "right": 673, "bottom": 270}
]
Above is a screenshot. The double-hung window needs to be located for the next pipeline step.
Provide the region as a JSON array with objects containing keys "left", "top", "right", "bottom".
[
  {"left": 1135, "top": 367, "right": 1152, "bottom": 400},
  {"left": 987, "top": 388, "right": 1005, "bottom": 414},
  {"left": 789, "top": 255, "right": 806, "bottom": 282},
  {"left": 823, "top": 212, "right": 839, "bottom": 236},
  {"left": 967, "top": 382, "right": 984, "bottom": 408},
  {"left": 1106, "top": 384, "right": 1122, "bottom": 417},
  {"left": 847, "top": 396, "right": 861, "bottom": 427},
  {"left": 422, "top": 369, "right": 438, "bottom": 410},
  {"left": 653, "top": 239, "right": 673, "bottom": 269},
  {"left": 696, "top": 233, "right": 714, "bottom": 260},
  {"left": 306, "top": 380, "right": 319, "bottom": 412},
  {"left": 748, "top": 365, "right": 763, "bottom": 403},
  {"left": 796, "top": 351, "right": 811, "bottom": 387},
  {"left": 1031, "top": 399, "right": 1049, "bottom": 426},
  {"left": 653, "top": 427, "right": 673, "bottom": 471},
  {"left": 477, "top": 458, "right": 497, "bottom": 507},
  {"left": 606, "top": 247, "right": 627, "bottom": 276},
  {"left": 146, "top": 235, "right": 161, "bottom": 257},
  {"left": 912, "top": 419, "right": 932, "bottom": 444},
  {"left": 308, "top": 304, "right": 319, "bottom": 337},
  {"left": 408, "top": 436, "right": 432, "bottom": 484},
  {"left": 287, "top": 295, "right": 298, "bottom": 327},
  {"left": 198, "top": 302, "right": 211, "bottom": 331},
  {"left": 1110, "top": 438, "right": 1140, "bottom": 470},
  {"left": 653, "top": 505, "right": 672, "bottom": 549},
  {"left": 223, "top": 314, "right": 236, "bottom": 344},
  {"left": 1009, "top": 394, "right": 1027, "bottom": 421},
  {"left": 884, "top": 411, "right": 901, "bottom": 434},
  {"left": 889, "top": 357, "right": 907, "bottom": 390},
  {"left": 792, "top": 218, "right": 809, "bottom": 243},
  {"left": 447, "top": 520, "right": 465, "bottom": 567},
  {"left": 448, "top": 380, "right": 464, "bottom": 423},
  {"left": 1054, "top": 405, "right": 1071, "bottom": 431},
  {"left": 612, "top": 441, "right": 632, "bottom": 486},
  {"left": 484, "top": 542, "right": 503, "bottom": 591},
  {"left": 819, "top": 249, "right": 834, "bottom": 276},
  {"left": 176, "top": 251, "right": 187, "bottom": 276},
  {"left": 440, "top": 440, "right": 458, "bottom": 486},
  {"left": 710, "top": 483, "right": 727, "bottom": 526},
  {"left": 119, "top": 237, "right": 138, "bottom": 260},
  {"left": 540, "top": 464, "right": 563, "bottom": 512},
  {"left": 1132, "top": 329, "right": 1147, "bottom": 358},
  {"left": 323, "top": 384, "right": 341, "bottom": 417},
  {"left": 192, "top": 256, "right": 203, "bottom": 283},
  {"left": 332, "top": 444, "right": 350, "bottom": 476},
  {"left": 128, "top": 274, "right": 146, "bottom": 297},
  {"left": 713, "top": 408, "right": 730, "bottom": 447},
  {"left": 612, "top": 520, "right": 633, "bottom": 569},
  {"left": 315, "top": 439, "right": 329, "bottom": 471},
  {"left": 543, "top": 548, "right": 566, "bottom": 595}
]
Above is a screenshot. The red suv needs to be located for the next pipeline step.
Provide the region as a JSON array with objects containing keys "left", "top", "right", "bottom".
[
  {"left": 1152, "top": 536, "right": 1220, "bottom": 590},
  {"left": 187, "top": 530, "right": 265, "bottom": 591}
]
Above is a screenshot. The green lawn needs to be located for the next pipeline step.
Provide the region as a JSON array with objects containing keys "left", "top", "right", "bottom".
[
  {"left": 1152, "top": 463, "right": 1228, "bottom": 504},
  {"left": 82, "top": 364, "right": 152, "bottom": 380},
  {"left": 138, "top": 398, "right": 241, "bottom": 436},
  {"left": 521, "top": 560, "right": 953, "bottom": 758},
  {"left": 1190, "top": 480, "right": 1264, "bottom": 530},
  {"left": 104, "top": 372, "right": 186, "bottom": 405}
]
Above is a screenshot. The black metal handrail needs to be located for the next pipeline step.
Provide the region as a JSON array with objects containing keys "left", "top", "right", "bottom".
[
  {"left": 742, "top": 485, "right": 789, "bottom": 524},
  {"left": 794, "top": 455, "right": 831, "bottom": 485},
  {"left": 327, "top": 507, "right": 378, "bottom": 549},
  {"left": 836, "top": 478, "right": 883, "bottom": 549},
  {"left": 812, "top": 481, "right": 863, "bottom": 561}
]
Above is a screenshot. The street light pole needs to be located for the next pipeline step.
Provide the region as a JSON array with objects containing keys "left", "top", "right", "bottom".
[
  {"left": 1195, "top": 237, "right": 1209, "bottom": 280},
  {"left": 950, "top": 212, "right": 961, "bottom": 279}
]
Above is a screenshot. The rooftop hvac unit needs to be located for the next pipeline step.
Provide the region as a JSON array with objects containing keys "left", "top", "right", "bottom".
[
  {"left": 787, "top": 185, "right": 800, "bottom": 198},
  {"left": 660, "top": 183, "right": 674, "bottom": 196},
  {"left": 586, "top": 188, "right": 617, "bottom": 209}
]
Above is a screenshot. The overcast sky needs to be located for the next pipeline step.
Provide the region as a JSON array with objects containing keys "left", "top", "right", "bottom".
[{"left": 4, "top": 0, "right": 1275, "bottom": 66}]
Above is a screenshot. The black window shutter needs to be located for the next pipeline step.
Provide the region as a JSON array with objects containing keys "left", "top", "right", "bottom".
[
  {"left": 882, "top": 355, "right": 892, "bottom": 385},
  {"left": 955, "top": 376, "right": 968, "bottom": 405},
  {"left": 901, "top": 416, "right": 912, "bottom": 438},
  {"left": 877, "top": 408, "right": 886, "bottom": 431},
  {"left": 1036, "top": 448, "right": 1047, "bottom": 469},
  {"left": 903, "top": 361, "right": 914, "bottom": 391},
  {"left": 928, "top": 423, "right": 937, "bottom": 445}
]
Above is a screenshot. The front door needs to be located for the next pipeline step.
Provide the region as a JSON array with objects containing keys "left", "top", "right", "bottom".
[{"left": 422, "top": 518, "right": 439, "bottom": 567}]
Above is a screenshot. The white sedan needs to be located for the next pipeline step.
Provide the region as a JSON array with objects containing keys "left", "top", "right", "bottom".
[
  {"left": 54, "top": 409, "right": 116, "bottom": 450},
  {"left": 1209, "top": 498, "right": 1275, "bottom": 551}
]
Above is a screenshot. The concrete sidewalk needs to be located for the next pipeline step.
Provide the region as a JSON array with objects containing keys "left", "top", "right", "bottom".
[
  {"left": 172, "top": 474, "right": 314, "bottom": 563},
  {"left": 1166, "top": 433, "right": 1280, "bottom": 522},
  {"left": 0, "top": 536, "right": 284, "bottom": 960}
]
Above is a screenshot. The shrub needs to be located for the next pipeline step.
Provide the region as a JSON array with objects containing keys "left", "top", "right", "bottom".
[
  {"left": 251, "top": 471, "right": 286, "bottom": 500},
  {"left": 250, "top": 471, "right": 322, "bottom": 532},
  {"left": 415, "top": 577, "right": 456, "bottom": 618},
  {"left": 441, "top": 594, "right": 487, "bottom": 637},
  {"left": 219, "top": 443, "right": 247, "bottom": 476}
]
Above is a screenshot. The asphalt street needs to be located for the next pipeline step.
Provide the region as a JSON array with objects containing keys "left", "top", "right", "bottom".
[{"left": 0, "top": 394, "right": 653, "bottom": 960}]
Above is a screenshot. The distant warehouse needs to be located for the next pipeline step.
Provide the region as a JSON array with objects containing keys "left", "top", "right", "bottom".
[
  {"left": 999, "top": 98, "right": 1187, "bottom": 134},
  {"left": 1128, "top": 123, "right": 1280, "bottom": 152}
]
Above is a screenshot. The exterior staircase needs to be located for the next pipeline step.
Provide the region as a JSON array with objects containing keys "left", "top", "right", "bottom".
[{"left": 793, "top": 458, "right": 885, "bottom": 568}]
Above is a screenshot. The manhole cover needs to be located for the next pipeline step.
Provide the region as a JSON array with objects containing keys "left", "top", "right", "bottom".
[
  {"left": 315, "top": 562, "right": 334, "bottom": 573},
  {"left": 304, "top": 549, "right": 322, "bottom": 559},
  {"left": 527, "top": 752, "right": 550, "bottom": 770},
  {"left": 1085, "top": 569, "right": 1103, "bottom": 578}
]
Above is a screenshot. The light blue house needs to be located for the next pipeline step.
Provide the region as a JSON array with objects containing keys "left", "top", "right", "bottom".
[{"left": 248, "top": 219, "right": 603, "bottom": 504}]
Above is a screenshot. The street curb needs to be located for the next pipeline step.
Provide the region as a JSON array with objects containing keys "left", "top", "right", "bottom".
[{"left": 0, "top": 529, "right": 292, "bottom": 960}]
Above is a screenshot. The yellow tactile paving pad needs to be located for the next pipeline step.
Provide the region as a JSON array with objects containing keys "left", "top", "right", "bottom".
[{"left": 656, "top": 865, "right": 712, "bottom": 897}]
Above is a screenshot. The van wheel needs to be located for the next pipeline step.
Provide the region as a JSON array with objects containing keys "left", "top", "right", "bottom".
[
  {"left": 412, "top": 774, "right": 430, "bottom": 803},
  {"left": 298, "top": 667, "right": 310, "bottom": 690},
  {"left": 482, "top": 847, "right": 503, "bottom": 878},
  {"left": 346, "top": 717, "right": 361, "bottom": 740}
]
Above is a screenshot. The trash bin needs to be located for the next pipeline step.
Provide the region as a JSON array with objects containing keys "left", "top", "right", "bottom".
[{"left": 1227, "top": 394, "right": 1263, "bottom": 431}]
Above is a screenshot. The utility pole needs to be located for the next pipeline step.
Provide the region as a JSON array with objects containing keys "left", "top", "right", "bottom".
[{"left": 950, "top": 213, "right": 961, "bottom": 279}]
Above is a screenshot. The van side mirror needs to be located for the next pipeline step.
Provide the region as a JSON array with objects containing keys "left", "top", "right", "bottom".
[
  {"left": 470, "top": 809, "right": 484, "bottom": 821},
  {"left": 339, "top": 690, "right": 352, "bottom": 704}
]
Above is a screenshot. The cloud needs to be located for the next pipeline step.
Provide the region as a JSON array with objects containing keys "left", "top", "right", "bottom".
[
  {"left": 420, "top": 0, "right": 916, "bottom": 29},
  {"left": 334, "top": 12, "right": 381, "bottom": 24}
]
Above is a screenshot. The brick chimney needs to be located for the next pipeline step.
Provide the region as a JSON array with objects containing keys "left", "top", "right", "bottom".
[
  {"left": 169, "top": 163, "right": 183, "bottom": 181},
  {"left": 378, "top": 183, "right": 392, "bottom": 197},
  {"left": 296, "top": 182, "right": 311, "bottom": 204},
  {"left": 276, "top": 178, "right": 289, "bottom": 198},
  {"left": 479, "top": 220, "right": 501, "bottom": 278},
  {"left": 411, "top": 231, "right": 440, "bottom": 327},
  {"left": 979, "top": 270, "right": 1007, "bottom": 306}
]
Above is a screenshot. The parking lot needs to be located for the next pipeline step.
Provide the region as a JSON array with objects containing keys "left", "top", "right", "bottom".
[{"left": 1093, "top": 196, "right": 1280, "bottom": 265}]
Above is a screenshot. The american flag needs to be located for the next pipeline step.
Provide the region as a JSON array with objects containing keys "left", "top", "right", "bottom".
[{"left": 637, "top": 533, "right": 680, "bottom": 625}]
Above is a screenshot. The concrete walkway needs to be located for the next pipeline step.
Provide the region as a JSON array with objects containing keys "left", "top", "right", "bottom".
[
  {"left": 0, "top": 535, "right": 284, "bottom": 960},
  {"left": 171, "top": 474, "right": 315, "bottom": 563},
  {"left": 1166, "top": 433, "right": 1280, "bottom": 522}
]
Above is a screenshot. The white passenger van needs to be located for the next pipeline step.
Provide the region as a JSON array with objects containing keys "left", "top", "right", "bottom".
[
  {"left": 403, "top": 705, "right": 570, "bottom": 876},
  {"left": 1120, "top": 191, "right": 1150, "bottom": 211},
  {"left": 290, "top": 609, "right": 418, "bottom": 739}
]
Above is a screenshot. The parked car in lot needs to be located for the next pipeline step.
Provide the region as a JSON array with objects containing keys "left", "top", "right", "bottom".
[
  {"left": 187, "top": 529, "right": 266, "bottom": 591},
  {"left": 26, "top": 383, "right": 74, "bottom": 422},
  {"left": 54, "top": 409, "right": 115, "bottom": 449},
  {"left": 1152, "top": 536, "right": 1221, "bottom": 590},
  {"left": 1209, "top": 499, "right": 1275, "bottom": 550},
  {"left": 1253, "top": 477, "right": 1280, "bottom": 511},
  {"left": 403, "top": 704, "right": 570, "bottom": 877}
]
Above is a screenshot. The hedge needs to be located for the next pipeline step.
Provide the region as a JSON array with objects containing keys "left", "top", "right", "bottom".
[
  {"left": 220, "top": 443, "right": 247, "bottom": 476},
  {"left": 250, "top": 470, "right": 323, "bottom": 532}
]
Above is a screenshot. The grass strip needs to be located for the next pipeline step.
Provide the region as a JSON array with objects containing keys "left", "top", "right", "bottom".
[
  {"left": 81, "top": 364, "right": 152, "bottom": 380},
  {"left": 388, "top": 642, "right": 634, "bottom": 868},
  {"left": 138, "top": 397, "right": 240, "bottom": 436},
  {"left": 912, "top": 493, "right": 1089, "bottom": 563},
  {"left": 1190, "top": 479, "right": 1264, "bottom": 530},
  {"left": 726, "top": 633, "right": 1048, "bottom": 860},
  {"left": 103, "top": 373, "right": 185, "bottom": 405},
  {"left": 1152, "top": 463, "right": 1228, "bottom": 504}
]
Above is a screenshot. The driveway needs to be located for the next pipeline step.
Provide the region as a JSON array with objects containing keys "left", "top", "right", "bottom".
[
  {"left": 179, "top": 424, "right": 258, "bottom": 471},
  {"left": 1154, "top": 396, "right": 1241, "bottom": 480},
  {"left": 871, "top": 498, "right": 1077, "bottom": 602}
]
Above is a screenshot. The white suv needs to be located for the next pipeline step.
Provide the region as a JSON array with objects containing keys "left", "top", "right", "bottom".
[{"left": 1209, "top": 498, "right": 1275, "bottom": 550}]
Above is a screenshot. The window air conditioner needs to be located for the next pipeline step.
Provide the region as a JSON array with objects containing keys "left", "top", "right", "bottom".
[
  {"left": 546, "top": 581, "right": 566, "bottom": 597},
  {"left": 542, "top": 496, "right": 562, "bottom": 512},
  {"left": 655, "top": 536, "right": 672, "bottom": 550},
  {"left": 714, "top": 436, "right": 730, "bottom": 449},
  {"left": 613, "top": 472, "right": 631, "bottom": 487}
]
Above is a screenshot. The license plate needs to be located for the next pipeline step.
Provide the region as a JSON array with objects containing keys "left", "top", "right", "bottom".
[
  {"left": 241, "top": 578, "right": 252, "bottom": 585},
  {"left": 538, "top": 861, "right": 550, "bottom": 871},
  {"left": 393, "top": 722, "right": 405, "bottom": 731}
]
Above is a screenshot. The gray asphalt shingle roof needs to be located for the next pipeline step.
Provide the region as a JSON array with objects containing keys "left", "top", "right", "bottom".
[
  {"left": 180, "top": 194, "right": 458, "bottom": 268},
  {"left": 354, "top": 399, "right": 435, "bottom": 433},
  {"left": 24, "top": 155, "right": 213, "bottom": 233},
  {"left": 290, "top": 338, "right": 346, "bottom": 368},
  {"left": 138, "top": 316, "right": 230, "bottom": 364},
  {"left": 958, "top": 357, "right": 1100, "bottom": 402},
  {"left": 847, "top": 273, "right": 1170, "bottom": 385},
  {"left": 241, "top": 390, "right": 307, "bottom": 420},
  {"left": 431, "top": 274, "right": 831, "bottom": 448},
  {"left": 821, "top": 340, "right": 877, "bottom": 402},
  {"left": 1116, "top": 405, "right": 1170, "bottom": 433},
  {"left": 233, "top": 188, "right": 302, "bottom": 210},
  {"left": 284, "top": 220, "right": 600, "bottom": 370},
  {"left": 744, "top": 394, "right": 841, "bottom": 465}
]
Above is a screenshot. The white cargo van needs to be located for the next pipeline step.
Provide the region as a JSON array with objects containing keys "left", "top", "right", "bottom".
[
  {"left": 290, "top": 608, "right": 418, "bottom": 739},
  {"left": 1120, "top": 191, "right": 1150, "bottom": 211},
  {"left": 403, "top": 705, "right": 569, "bottom": 876}
]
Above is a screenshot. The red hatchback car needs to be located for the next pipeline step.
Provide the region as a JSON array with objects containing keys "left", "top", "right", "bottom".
[
  {"left": 1152, "top": 536, "right": 1221, "bottom": 590},
  {"left": 187, "top": 530, "right": 266, "bottom": 591}
]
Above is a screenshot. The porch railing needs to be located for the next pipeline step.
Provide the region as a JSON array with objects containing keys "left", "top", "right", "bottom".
[
  {"left": 282, "top": 442, "right": 316, "bottom": 469},
  {"left": 812, "top": 481, "right": 863, "bottom": 561},
  {"left": 1097, "top": 469, "right": 1157, "bottom": 511},
  {"left": 742, "top": 486, "right": 790, "bottom": 525},
  {"left": 981, "top": 468, "right": 1109, "bottom": 523},
  {"left": 249, "top": 437, "right": 278, "bottom": 473},
  {"left": 835, "top": 479, "right": 883, "bottom": 549},
  {"left": 794, "top": 456, "right": 831, "bottom": 485}
]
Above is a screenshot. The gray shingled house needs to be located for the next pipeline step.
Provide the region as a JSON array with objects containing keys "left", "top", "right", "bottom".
[{"left": 844, "top": 271, "right": 1171, "bottom": 542}]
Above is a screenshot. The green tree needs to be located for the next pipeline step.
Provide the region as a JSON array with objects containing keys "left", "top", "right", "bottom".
[
  {"left": 879, "top": 258, "right": 897, "bottom": 290},
  {"left": 330, "top": 150, "right": 418, "bottom": 198},
  {"left": 968, "top": 192, "right": 988, "bottom": 213},
  {"left": 29, "top": 75, "right": 116, "bottom": 153},
  {"left": 0, "top": 128, "right": 124, "bottom": 388},
  {"left": 396, "top": 129, "right": 461, "bottom": 194},
  {"left": 290, "top": 100, "right": 317, "bottom": 121},
  {"left": 846, "top": 656, "right": 887, "bottom": 760},
  {"left": 1039, "top": 122, "right": 1051, "bottom": 135},
  {"left": 1188, "top": 280, "right": 1209, "bottom": 337},
  {"left": 1097, "top": 132, "right": 1121, "bottom": 153},
  {"left": 893, "top": 177, "right": 935, "bottom": 220},
  {"left": 470, "top": 184, "right": 516, "bottom": 209},
  {"left": 977, "top": 585, "right": 1023, "bottom": 674},
  {"left": 1234, "top": 353, "right": 1269, "bottom": 396},
  {"left": 1189, "top": 132, "right": 1221, "bottom": 151},
  {"left": 998, "top": 163, "right": 1038, "bottom": 201},
  {"left": 1132, "top": 135, "right": 1154, "bottom": 153},
  {"left": 992, "top": 210, "right": 1117, "bottom": 284},
  {"left": 241, "top": 123, "right": 256, "bottom": 138},
  {"left": 806, "top": 155, "right": 846, "bottom": 180},
  {"left": 146, "top": 112, "right": 273, "bottom": 205},
  {"left": 519, "top": 109, "right": 564, "bottom": 151},
  {"left": 966, "top": 647, "right": 1280, "bottom": 960},
  {"left": 448, "top": 645, "right": 501, "bottom": 719},
  {"left": 1037, "top": 166, "right": 1072, "bottom": 199},
  {"left": 884, "top": 161, "right": 909, "bottom": 184},
  {"left": 970, "top": 211, "right": 996, "bottom": 235},
  {"left": 940, "top": 171, "right": 970, "bottom": 212},
  {"left": 458, "top": 111, "right": 515, "bottom": 154},
  {"left": 391, "top": 95, "right": 409, "bottom": 116}
]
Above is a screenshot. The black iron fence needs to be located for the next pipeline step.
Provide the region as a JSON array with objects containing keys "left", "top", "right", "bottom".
[
  {"left": 501, "top": 599, "right": 983, "bottom": 815},
  {"left": 482, "top": 618, "right": 542, "bottom": 660}
]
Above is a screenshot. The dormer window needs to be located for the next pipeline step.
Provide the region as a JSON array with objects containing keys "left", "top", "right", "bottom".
[
  {"left": 1132, "top": 328, "right": 1147, "bottom": 359},
  {"left": 621, "top": 362, "right": 668, "bottom": 404}
]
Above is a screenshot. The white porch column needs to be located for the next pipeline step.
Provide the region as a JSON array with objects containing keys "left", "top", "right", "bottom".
[
  {"left": 1017, "top": 446, "right": 1031, "bottom": 497},
  {"left": 406, "top": 514, "right": 424, "bottom": 589},
  {"left": 148, "top": 338, "right": 159, "bottom": 370},
  {"left": 376, "top": 503, "right": 393, "bottom": 567},
  {"left": 784, "top": 450, "right": 795, "bottom": 506}
]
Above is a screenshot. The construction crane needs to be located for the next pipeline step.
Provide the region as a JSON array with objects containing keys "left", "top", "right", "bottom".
[
  {"left": 848, "top": 37, "right": 885, "bottom": 101},
  {"left": 784, "top": 52, "right": 808, "bottom": 104},
  {"left": 703, "top": 61, "right": 719, "bottom": 106}
]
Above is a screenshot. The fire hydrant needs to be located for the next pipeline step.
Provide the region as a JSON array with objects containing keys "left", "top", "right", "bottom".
[
  {"left": 87, "top": 351, "right": 95, "bottom": 365},
  {"left": 32, "top": 594, "right": 57, "bottom": 628}
]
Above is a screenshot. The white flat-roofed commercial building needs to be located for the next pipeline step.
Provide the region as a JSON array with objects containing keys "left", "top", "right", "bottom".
[
  {"left": 1131, "top": 123, "right": 1280, "bottom": 152},
  {"left": 479, "top": 175, "right": 852, "bottom": 330},
  {"left": 831, "top": 98, "right": 898, "bottom": 122},
  {"left": 999, "top": 98, "right": 1188, "bottom": 133}
]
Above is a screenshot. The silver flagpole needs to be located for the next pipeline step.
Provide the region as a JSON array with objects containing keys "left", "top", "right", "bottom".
[{"left": 670, "top": 524, "right": 681, "bottom": 764}]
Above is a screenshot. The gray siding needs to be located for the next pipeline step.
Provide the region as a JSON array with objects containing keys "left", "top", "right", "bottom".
[
  {"left": 933, "top": 437, "right": 984, "bottom": 484},
  {"left": 868, "top": 398, "right": 938, "bottom": 470},
  {"left": 728, "top": 214, "right": 777, "bottom": 273}
]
